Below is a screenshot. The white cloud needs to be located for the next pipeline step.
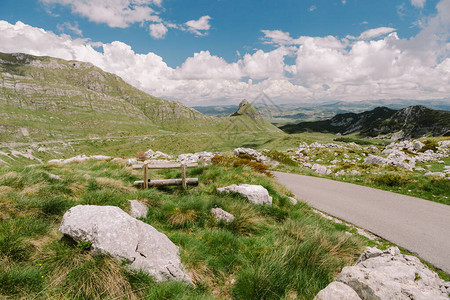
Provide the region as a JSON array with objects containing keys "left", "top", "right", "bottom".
[
  {"left": 185, "top": 15, "right": 211, "bottom": 36},
  {"left": 342, "top": 0, "right": 347, "bottom": 5},
  {"left": 41, "top": 0, "right": 161, "bottom": 28},
  {"left": 149, "top": 23, "right": 167, "bottom": 39},
  {"left": 411, "top": 0, "right": 426, "bottom": 8},
  {"left": 56, "top": 21, "right": 83, "bottom": 36},
  {"left": 309, "top": 5, "right": 317, "bottom": 12},
  {"left": 357, "top": 27, "right": 396, "bottom": 40},
  {"left": 1, "top": 0, "right": 449, "bottom": 106}
]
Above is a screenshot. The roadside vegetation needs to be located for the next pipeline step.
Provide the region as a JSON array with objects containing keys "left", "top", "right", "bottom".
[
  {"left": 272, "top": 138, "right": 450, "bottom": 205},
  {"left": 0, "top": 157, "right": 370, "bottom": 299}
]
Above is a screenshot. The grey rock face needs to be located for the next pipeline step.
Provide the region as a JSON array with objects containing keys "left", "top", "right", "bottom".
[
  {"left": 211, "top": 208, "right": 235, "bottom": 222},
  {"left": 317, "top": 246, "right": 449, "bottom": 300},
  {"left": 129, "top": 200, "right": 148, "bottom": 218},
  {"left": 314, "top": 282, "right": 362, "bottom": 300},
  {"left": 59, "top": 205, "right": 192, "bottom": 284},
  {"left": 217, "top": 184, "right": 272, "bottom": 205}
]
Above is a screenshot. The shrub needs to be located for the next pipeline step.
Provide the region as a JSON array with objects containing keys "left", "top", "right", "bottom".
[
  {"left": 262, "top": 150, "right": 297, "bottom": 166},
  {"left": 372, "top": 173, "right": 411, "bottom": 187},
  {"left": 211, "top": 155, "right": 271, "bottom": 176}
]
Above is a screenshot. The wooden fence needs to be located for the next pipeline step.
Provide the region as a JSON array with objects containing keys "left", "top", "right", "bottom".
[{"left": 132, "top": 163, "right": 198, "bottom": 189}]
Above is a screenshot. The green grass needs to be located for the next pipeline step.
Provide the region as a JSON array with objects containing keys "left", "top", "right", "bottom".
[{"left": 0, "top": 157, "right": 370, "bottom": 299}]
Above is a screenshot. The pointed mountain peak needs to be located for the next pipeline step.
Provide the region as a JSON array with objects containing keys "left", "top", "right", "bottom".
[{"left": 230, "top": 99, "right": 262, "bottom": 119}]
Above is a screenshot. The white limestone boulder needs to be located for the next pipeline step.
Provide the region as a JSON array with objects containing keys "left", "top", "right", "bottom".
[
  {"left": 59, "top": 205, "right": 192, "bottom": 284},
  {"left": 211, "top": 208, "right": 235, "bottom": 223},
  {"left": 333, "top": 247, "right": 449, "bottom": 300},
  {"left": 128, "top": 200, "right": 148, "bottom": 218},
  {"left": 314, "top": 282, "right": 361, "bottom": 300},
  {"left": 217, "top": 184, "right": 272, "bottom": 205}
]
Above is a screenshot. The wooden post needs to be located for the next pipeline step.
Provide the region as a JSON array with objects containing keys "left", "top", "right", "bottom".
[
  {"left": 143, "top": 163, "right": 148, "bottom": 189},
  {"left": 181, "top": 163, "right": 187, "bottom": 190}
]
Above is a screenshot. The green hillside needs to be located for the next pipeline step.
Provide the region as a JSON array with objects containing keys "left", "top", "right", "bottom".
[{"left": 0, "top": 52, "right": 280, "bottom": 144}]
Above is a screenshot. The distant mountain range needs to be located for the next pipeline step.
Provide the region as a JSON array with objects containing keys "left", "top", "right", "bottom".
[
  {"left": 193, "top": 99, "right": 450, "bottom": 125},
  {"left": 0, "top": 52, "right": 279, "bottom": 143},
  {"left": 280, "top": 105, "right": 450, "bottom": 140}
]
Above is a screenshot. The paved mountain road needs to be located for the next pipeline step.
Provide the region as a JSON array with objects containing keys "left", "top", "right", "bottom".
[{"left": 273, "top": 171, "right": 450, "bottom": 273}]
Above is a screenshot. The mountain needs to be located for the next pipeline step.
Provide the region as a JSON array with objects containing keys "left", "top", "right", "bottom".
[
  {"left": 0, "top": 52, "right": 280, "bottom": 143},
  {"left": 230, "top": 99, "right": 262, "bottom": 119},
  {"left": 280, "top": 106, "right": 450, "bottom": 140}
]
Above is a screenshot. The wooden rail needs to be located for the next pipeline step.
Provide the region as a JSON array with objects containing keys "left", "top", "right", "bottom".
[{"left": 132, "top": 162, "right": 199, "bottom": 189}]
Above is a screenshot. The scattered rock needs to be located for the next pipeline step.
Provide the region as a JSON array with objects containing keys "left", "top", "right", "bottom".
[
  {"left": 48, "top": 173, "right": 62, "bottom": 180},
  {"left": 128, "top": 200, "right": 148, "bottom": 218},
  {"left": 59, "top": 205, "right": 193, "bottom": 284},
  {"left": 211, "top": 208, "right": 235, "bottom": 223},
  {"left": 233, "top": 147, "right": 273, "bottom": 165},
  {"left": 314, "top": 281, "right": 362, "bottom": 300},
  {"left": 317, "top": 246, "right": 450, "bottom": 300},
  {"left": 178, "top": 152, "right": 214, "bottom": 164},
  {"left": 217, "top": 184, "right": 272, "bottom": 205},
  {"left": 288, "top": 196, "right": 298, "bottom": 205},
  {"left": 48, "top": 155, "right": 111, "bottom": 164},
  {"left": 144, "top": 149, "right": 172, "bottom": 160},
  {"left": 312, "top": 164, "right": 332, "bottom": 175},
  {"left": 367, "top": 146, "right": 379, "bottom": 153}
]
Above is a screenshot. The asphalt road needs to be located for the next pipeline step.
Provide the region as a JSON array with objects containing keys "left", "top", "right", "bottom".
[{"left": 273, "top": 171, "right": 450, "bottom": 273}]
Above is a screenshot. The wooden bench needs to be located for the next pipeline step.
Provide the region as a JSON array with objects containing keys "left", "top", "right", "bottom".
[{"left": 132, "top": 163, "right": 199, "bottom": 189}]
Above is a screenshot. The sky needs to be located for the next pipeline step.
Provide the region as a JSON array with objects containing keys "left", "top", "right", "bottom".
[{"left": 0, "top": 0, "right": 449, "bottom": 106}]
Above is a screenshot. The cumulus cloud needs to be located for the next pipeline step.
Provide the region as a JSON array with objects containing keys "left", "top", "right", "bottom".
[
  {"left": 56, "top": 21, "right": 83, "bottom": 36},
  {"left": 357, "top": 27, "right": 396, "bottom": 40},
  {"left": 40, "top": 0, "right": 211, "bottom": 39},
  {"left": 411, "top": 0, "right": 426, "bottom": 8},
  {"left": 149, "top": 23, "right": 168, "bottom": 39},
  {"left": 1, "top": 0, "right": 449, "bottom": 105},
  {"left": 41, "top": 0, "right": 161, "bottom": 28},
  {"left": 185, "top": 15, "right": 212, "bottom": 36}
]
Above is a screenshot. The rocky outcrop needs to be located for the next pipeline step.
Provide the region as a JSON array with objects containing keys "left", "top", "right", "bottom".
[
  {"left": 59, "top": 205, "right": 192, "bottom": 284},
  {"left": 315, "top": 247, "right": 449, "bottom": 300},
  {"left": 217, "top": 184, "right": 272, "bottom": 205},
  {"left": 211, "top": 208, "right": 235, "bottom": 223}
]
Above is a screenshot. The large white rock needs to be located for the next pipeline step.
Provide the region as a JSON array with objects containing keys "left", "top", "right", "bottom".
[
  {"left": 128, "top": 200, "right": 148, "bottom": 218},
  {"left": 217, "top": 184, "right": 272, "bottom": 205},
  {"left": 333, "top": 247, "right": 449, "bottom": 300},
  {"left": 314, "top": 282, "right": 361, "bottom": 300},
  {"left": 59, "top": 205, "right": 192, "bottom": 284}
]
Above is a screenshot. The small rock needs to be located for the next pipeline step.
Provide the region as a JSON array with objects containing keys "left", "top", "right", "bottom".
[
  {"left": 367, "top": 146, "right": 379, "bottom": 153},
  {"left": 288, "top": 196, "right": 298, "bottom": 205},
  {"left": 211, "top": 208, "right": 235, "bottom": 223},
  {"left": 217, "top": 184, "right": 272, "bottom": 205}
]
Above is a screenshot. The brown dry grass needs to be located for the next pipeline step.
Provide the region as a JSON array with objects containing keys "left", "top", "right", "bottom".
[{"left": 95, "top": 177, "right": 133, "bottom": 193}]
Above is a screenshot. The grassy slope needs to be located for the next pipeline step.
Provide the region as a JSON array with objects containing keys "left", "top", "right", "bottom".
[
  {"left": 0, "top": 158, "right": 369, "bottom": 299},
  {"left": 0, "top": 52, "right": 280, "bottom": 143}
]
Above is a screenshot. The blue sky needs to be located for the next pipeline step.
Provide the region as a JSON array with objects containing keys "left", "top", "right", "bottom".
[{"left": 0, "top": 0, "right": 449, "bottom": 105}]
